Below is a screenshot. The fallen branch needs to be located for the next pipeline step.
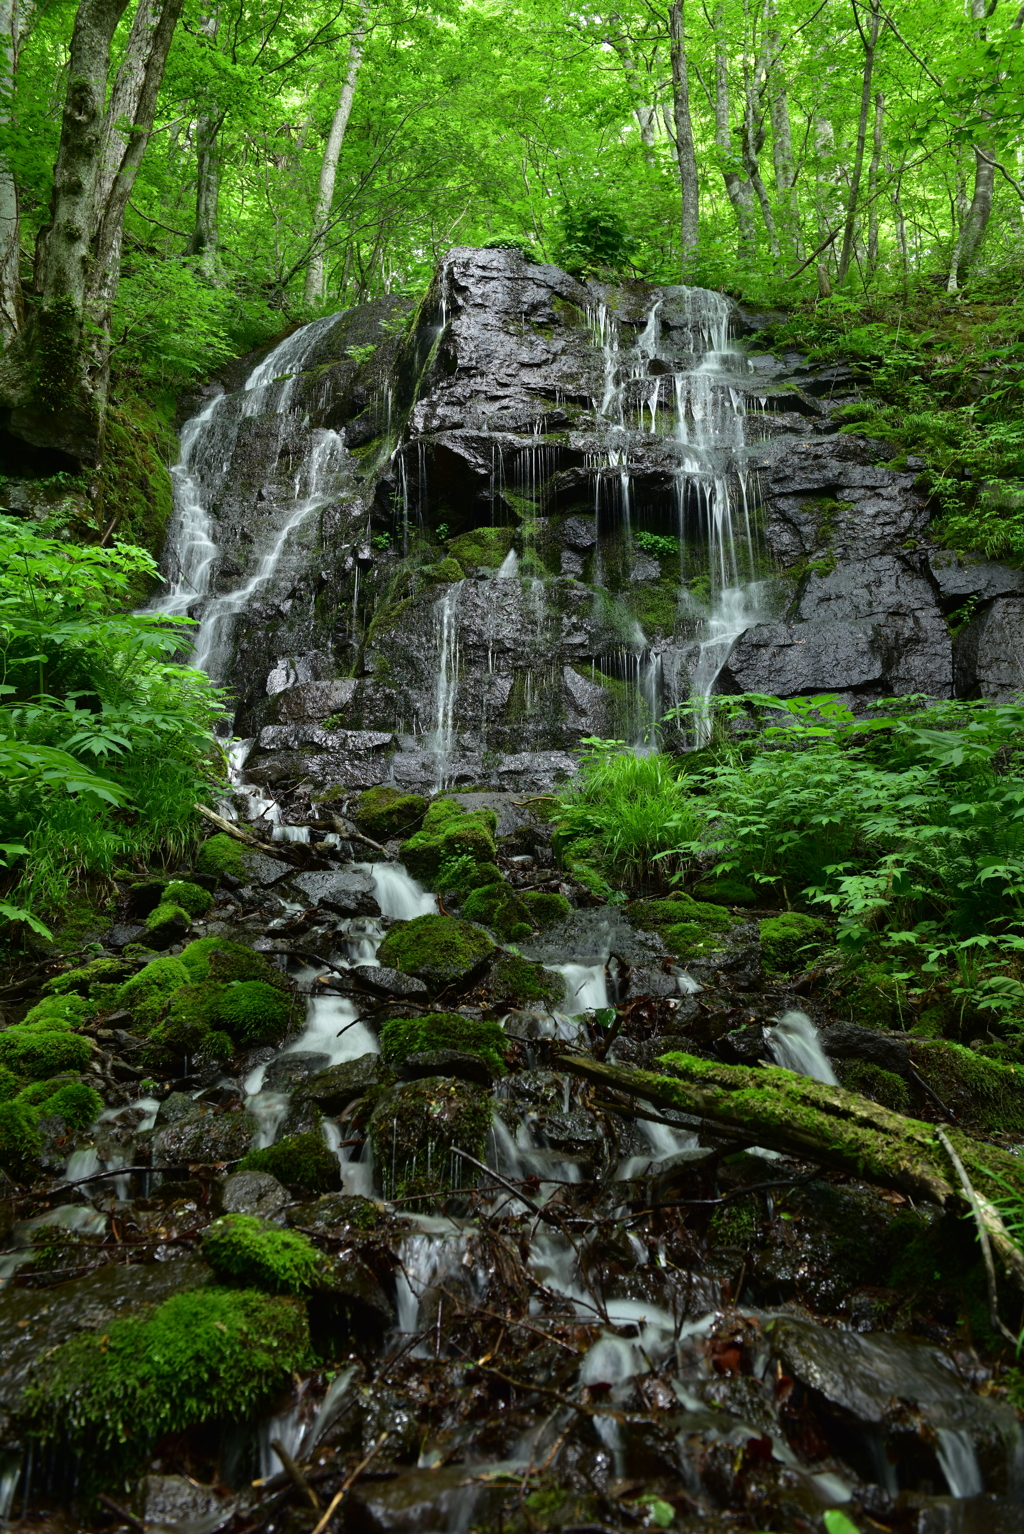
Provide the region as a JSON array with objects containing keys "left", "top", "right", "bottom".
[
  {"left": 194, "top": 804, "right": 329, "bottom": 868},
  {"left": 310, "top": 1432, "right": 390, "bottom": 1534},
  {"left": 271, "top": 1437, "right": 320, "bottom": 1512},
  {"left": 330, "top": 814, "right": 396, "bottom": 859}
]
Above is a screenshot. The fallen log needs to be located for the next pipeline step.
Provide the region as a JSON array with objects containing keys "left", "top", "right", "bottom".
[
  {"left": 194, "top": 803, "right": 331, "bottom": 869},
  {"left": 554, "top": 1049, "right": 1024, "bottom": 1292}
]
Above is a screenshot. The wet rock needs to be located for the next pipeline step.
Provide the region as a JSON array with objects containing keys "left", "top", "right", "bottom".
[
  {"left": 265, "top": 680, "right": 358, "bottom": 723},
  {"left": 818, "top": 1022, "right": 910, "bottom": 1077},
  {"left": 399, "top": 1048, "right": 496, "bottom": 1088},
  {"left": 348, "top": 964, "right": 429, "bottom": 999},
  {"left": 220, "top": 1170, "right": 290, "bottom": 1219},
  {"left": 375, "top": 914, "right": 495, "bottom": 992},
  {"left": 298, "top": 1054, "right": 393, "bottom": 1114},
  {"left": 108, "top": 922, "right": 146, "bottom": 949},
  {"left": 134, "top": 1473, "right": 234, "bottom": 1529},
  {"left": 954, "top": 595, "right": 1024, "bottom": 699},
  {"left": 152, "top": 1105, "right": 259, "bottom": 1166},
  {"left": 156, "top": 1091, "right": 203, "bottom": 1125},
  {"left": 261, "top": 1051, "right": 332, "bottom": 1092},
  {"left": 321, "top": 1250, "right": 394, "bottom": 1325},
  {"left": 291, "top": 869, "right": 381, "bottom": 916},
  {"left": 716, "top": 1023, "right": 772, "bottom": 1065},
  {"left": 344, "top": 1465, "right": 505, "bottom": 1534}
]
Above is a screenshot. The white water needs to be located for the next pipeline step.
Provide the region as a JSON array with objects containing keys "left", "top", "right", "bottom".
[
  {"left": 765, "top": 1009, "right": 838, "bottom": 1085},
  {"left": 936, "top": 1428, "right": 984, "bottom": 1498},
  {"left": 431, "top": 580, "right": 463, "bottom": 790}
]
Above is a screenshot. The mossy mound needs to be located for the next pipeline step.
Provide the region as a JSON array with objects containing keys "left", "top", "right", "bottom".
[
  {"left": 23, "top": 1286, "right": 311, "bottom": 1483},
  {"left": 145, "top": 982, "right": 224, "bottom": 1061},
  {"left": 0, "top": 1098, "right": 42, "bottom": 1177},
  {"left": 911, "top": 1040, "right": 1024, "bottom": 1133},
  {"left": 836, "top": 962, "right": 910, "bottom": 1029},
  {"left": 0, "top": 1028, "right": 93, "bottom": 1080},
  {"left": 838, "top": 1059, "right": 911, "bottom": 1113},
  {"left": 520, "top": 891, "right": 572, "bottom": 929},
  {"left": 0, "top": 1065, "right": 20, "bottom": 1101},
  {"left": 417, "top": 556, "right": 463, "bottom": 588},
  {"left": 379, "top": 1012, "right": 508, "bottom": 1075},
  {"left": 353, "top": 785, "right": 427, "bottom": 842},
  {"left": 446, "top": 526, "right": 515, "bottom": 572},
  {"left": 239, "top": 1132, "right": 342, "bottom": 1193},
  {"left": 399, "top": 798, "right": 497, "bottom": 887},
  {"left": 693, "top": 877, "right": 760, "bottom": 907},
  {"left": 0, "top": 1079, "right": 103, "bottom": 1178},
  {"left": 461, "top": 880, "right": 533, "bottom": 941},
  {"left": 117, "top": 957, "right": 191, "bottom": 1029},
  {"left": 180, "top": 937, "right": 287, "bottom": 989},
  {"left": 201, "top": 1214, "right": 323, "bottom": 1293},
  {"left": 144, "top": 902, "right": 192, "bottom": 948},
  {"left": 216, "top": 981, "right": 292, "bottom": 1044},
  {"left": 627, "top": 895, "right": 736, "bottom": 960},
  {"left": 41, "top": 958, "right": 132, "bottom": 997},
  {"left": 22, "top": 994, "right": 95, "bottom": 1028},
  {"left": 162, "top": 880, "right": 214, "bottom": 917},
  {"left": 376, "top": 914, "right": 495, "bottom": 991},
  {"left": 437, "top": 857, "right": 500, "bottom": 895},
  {"left": 368, "top": 1076, "right": 493, "bottom": 1200},
  {"left": 195, "top": 832, "right": 248, "bottom": 883},
  {"left": 759, "top": 913, "right": 830, "bottom": 973},
  {"left": 488, "top": 952, "right": 565, "bottom": 1007}
]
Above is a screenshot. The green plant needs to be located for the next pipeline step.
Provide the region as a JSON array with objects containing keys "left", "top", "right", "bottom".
[
  {"left": 200, "top": 1214, "right": 323, "bottom": 1292},
  {"left": 371, "top": 532, "right": 391, "bottom": 550},
  {"left": 633, "top": 530, "right": 679, "bottom": 559}
]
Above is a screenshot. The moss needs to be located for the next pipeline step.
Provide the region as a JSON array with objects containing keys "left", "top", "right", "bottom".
[
  {"left": 622, "top": 579, "right": 680, "bottom": 636},
  {"left": 144, "top": 901, "right": 192, "bottom": 946},
  {"left": 201, "top": 1214, "right": 323, "bottom": 1293},
  {"left": 911, "top": 1039, "right": 1024, "bottom": 1133},
  {"left": 708, "top": 1196, "right": 759, "bottom": 1247},
  {"left": 379, "top": 1011, "right": 508, "bottom": 1075},
  {"left": 117, "top": 957, "right": 190, "bottom": 1029},
  {"left": 162, "top": 880, "right": 214, "bottom": 917},
  {"left": 759, "top": 913, "right": 829, "bottom": 973},
  {"left": 0, "top": 1064, "right": 22, "bottom": 1101},
  {"left": 437, "top": 855, "right": 501, "bottom": 894},
  {"left": 41, "top": 957, "right": 132, "bottom": 997},
  {"left": 195, "top": 832, "right": 248, "bottom": 882},
  {"left": 23, "top": 1286, "right": 311, "bottom": 1485},
  {"left": 297, "top": 1193, "right": 381, "bottom": 1231},
  {"left": 376, "top": 914, "right": 495, "bottom": 990},
  {"left": 239, "top": 1132, "right": 342, "bottom": 1193},
  {"left": 0, "top": 1098, "right": 42, "bottom": 1177},
  {"left": 839, "top": 1059, "right": 910, "bottom": 1112},
  {"left": 216, "top": 981, "right": 292, "bottom": 1044},
  {"left": 20, "top": 1079, "right": 103, "bottom": 1130},
  {"left": 145, "top": 981, "right": 224, "bottom": 1059},
  {"left": 22, "top": 994, "right": 95, "bottom": 1028},
  {"left": 94, "top": 391, "right": 177, "bottom": 559},
  {"left": 353, "top": 785, "right": 427, "bottom": 841},
  {"left": 520, "top": 891, "right": 572, "bottom": 929},
  {"left": 416, "top": 556, "right": 464, "bottom": 589},
  {"left": 368, "top": 1076, "right": 493, "bottom": 1200},
  {"left": 446, "top": 526, "right": 516, "bottom": 572},
  {"left": 0, "top": 1029, "right": 92, "bottom": 1079},
  {"left": 461, "top": 880, "right": 533, "bottom": 940},
  {"left": 180, "top": 937, "right": 286, "bottom": 989},
  {"left": 399, "top": 798, "right": 497, "bottom": 886},
  {"left": 488, "top": 951, "right": 565, "bottom": 1007},
  {"left": 628, "top": 896, "right": 735, "bottom": 934},
  {"left": 837, "top": 962, "right": 909, "bottom": 1029},
  {"left": 693, "top": 877, "right": 760, "bottom": 908}
]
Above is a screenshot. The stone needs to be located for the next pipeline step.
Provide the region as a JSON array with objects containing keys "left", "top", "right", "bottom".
[
  {"left": 265, "top": 679, "right": 358, "bottom": 723},
  {"left": 954, "top": 596, "right": 1024, "bottom": 698},
  {"left": 345, "top": 1466, "right": 505, "bottom": 1534},
  {"left": 928, "top": 549, "right": 1024, "bottom": 605},
  {"left": 399, "top": 1048, "right": 497, "bottom": 1088},
  {"left": 220, "top": 1170, "right": 290, "bottom": 1218},
  {"left": 291, "top": 869, "right": 381, "bottom": 916},
  {"left": 348, "top": 964, "right": 430, "bottom": 999},
  {"left": 136, "top": 1474, "right": 235, "bottom": 1530},
  {"left": 261, "top": 1051, "right": 332, "bottom": 1092},
  {"left": 298, "top": 1053, "right": 393, "bottom": 1114},
  {"left": 152, "top": 1106, "right": 259, "bottom": 1166},
  {"left": 376, "top": 914, "right": 495, "bottom": 992}
]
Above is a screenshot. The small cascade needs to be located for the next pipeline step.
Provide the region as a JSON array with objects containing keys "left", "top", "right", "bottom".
[
  {"left": 368, "top": 862, "right": 438, "bottom": 921},
  {"left": 764, "top": 1010, "right": 838, "bottom": 1085},
  {"left": 495, "top": 548, "right": 519, "bottom": 578},
  {"left": 431, "top": 580, "right": 463, "bottom": 790},
  {"left": 936, "top": 1429, "right": 984, "bottom": 1498}
]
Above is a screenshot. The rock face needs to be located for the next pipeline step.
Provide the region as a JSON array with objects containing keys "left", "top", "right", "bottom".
[{"left": 163, "top": 247, "right": 1024, "bottom": 800}]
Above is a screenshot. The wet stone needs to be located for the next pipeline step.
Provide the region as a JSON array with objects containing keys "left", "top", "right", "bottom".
[
  {"left": 152, "top": 1106, "right": 259, "bottom": 1166},
  {"left": 348, "top": 963, "right": 429, "bottom": 999},
  {"left": 399, "top": 1048, "right": 497, "bottom": 1089},
  {"left": 134, "top": 1474, "right": 233, "bottom": 1529},
  {"left": 291, "top": 868, "right": 381, "bottom": 916},
  {"left": 298, "top": 1053, "right": 393, "bottom": 1114},
  {"left": 261, "top": 1051, "right": 332, "bottom": 1092}
]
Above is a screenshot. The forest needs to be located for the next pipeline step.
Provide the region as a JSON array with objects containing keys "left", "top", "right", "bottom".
[{"left": 5, "top": 0, "right": 1024, "bottom": 1531}]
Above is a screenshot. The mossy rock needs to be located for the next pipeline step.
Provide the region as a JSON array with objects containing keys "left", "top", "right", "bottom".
[
  {"left": 520, "top": 891, "right": 572, "bottom": 929},
  {"left": 353, "top": 785, "right": 427, "bottom": 842},
  {"left": 0, "top": 1097, "right": 42, "bottom": 1177},
  {"left": 216, "top": 981, "right": 293, "bottom": 1044},
  {"left": 627, "top": 896, "right": 735, "bottom": 935},
  {"left": 162, "top": 880, "right": 214, "bottom": 917},
  {"left": 239, "top": 1131, "right": 342, "bottom": 1193},
  {"left": 22, "top": 994, "right": 95, "bottom": 1028},
  {"left": 41, "top": 957, "right": 132, "bottom": 997},
  {"left": 0, "top": 1029, "right": 93, "bottom": 1080},
  {"left": 911, "top": 1040, "right": 1024, "bottom": 1133},
  {"left": 379, "top": 1012, "right": 508, "bottom": 1076},
  {"left": 117, "top": 957, "right": 190, "bottom": 1030},
  {"left": 195, "top": 832, "right": 248, "bottom": 883},
  {"left": 437, "top": 857, "right": 501, "bottom": 895},
  {"left": 0, "top": 1077, "right": 103, "bottom": 1178},
  {"left": 180, "top": 937, "right": 287, "bottom": 989},
  {"left": 294, "top": 1193, "right": 381, "bottom": 1231},
  {"left": 759, "top": 913, "right": 829, "bottom": 973},
  {"left": 399, "top": 798, "right": 497, "bottom": 887},
  {"left": 367, "top": 1076, "right": 493, "bottom": 1200},
  {"left": 488, "top": 951, "right": 565, "bottom": 1007},
  {"left": 838, "top": 1059, "right": 910, "bottom": 1113},
  {"left": 376, "top": 914, "right": 495, "bottom": 992},
  {"left": 837, "top": 962, "right": 910, "bottom": 1029},
  {"left": 145, "top": 982, "right": 225, "bottom": 1061},
  {"left": 144, "top": 902, "right": 192, "bottom": 949},
  {"left": 23, "top": 1286, "right": 312, "bottom": 1486},
  {"left": 693, "top": 877, "right": 760, "bottom": 908},
  {"left": 201, "top": 1214, "right": 323, "bottom": 1293},
  {"left": 446, "top": 526, "right": 515, "bottom": 572},
  {"left": 417, "top": 556, "right": 464, "bottom": 588},
  {"left": 0, "top": 1064, "right": 21, "bottom": 1102},
  {"left": 461, "top": 880, "right": 533, "bottom": 941}
]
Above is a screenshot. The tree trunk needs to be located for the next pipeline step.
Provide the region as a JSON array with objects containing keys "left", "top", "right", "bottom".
[
  {"left": 741, "top": 47, "right": 780, "bottom": 260},
  {"left": 0, "top": 0, "right": 26, "bottom": 345},
  {"left": 765, "top": 0, "right": 801, "bottom": 258},
  {"left": 946, "top": 0, "right": 1018, "bottom": 290},
  {"left": 668, "top": 1, "right": 699, "bottom": 277},
  {"left": 304, "top": 1, "right": 368, "bottom": 305},
  {"left": 0, "top": 0, "right": 131, "bottom": 468},
  {"left": 189, "top": 112, "right": 222, "bottom": 278},
  {"left": 837, "top": 0, "right": 880, "bottom": 286},
  {"left": 867, "top": 89, "right": 883, "bottom": 273},
  {"left": 95, "top": 0, "right": 157, "bottom": 214},
  {"left": 712, "top": 9, "right": 755, "bottom": 262},
  {"left": 607, "top": 28, "right": 657, "bottom": 164}
]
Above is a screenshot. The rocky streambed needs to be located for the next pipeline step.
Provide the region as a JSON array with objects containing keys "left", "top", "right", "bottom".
[{"left": 3, "top": 785, "right": 1024, "bottom": 1534}]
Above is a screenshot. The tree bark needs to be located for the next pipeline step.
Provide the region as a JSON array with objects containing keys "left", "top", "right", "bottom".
[
  {"left": 0, "top": 0, "right": 28, "bottom": 345},
  {"left": 95, "top": 0, "right": 157, "bottom": 214},
  {"left": 867, "top": 89, "right": 883, "bottom": 272},
  {"left": 740, "top": 43, "right": 780, "bottom": 260},
  {"left": 764, "top": 0, "right": 801, "bottom": 258},
  {"left": 189, "top": 112, "right": 222, "bottom": 278},
  {"left": 668, "top": 1, "right": 699, "bottom": 277},
  {"left": 0, "top": 0, "right": 131, "bottom": 467},
  {"left": 304, "top": 1, "right": 368, "bottom": 305},
  {"left": 712, "top": 8, "right": 755, "bottom": 262},
  {"left": 837, "top": 0, "right": 881, "bottom": 286}
]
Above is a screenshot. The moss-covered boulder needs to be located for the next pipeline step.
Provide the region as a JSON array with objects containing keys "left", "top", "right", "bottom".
[
  {"left": 0, "top": 1097, "right": 43, "bottom": 1178},
  {"left": 201, "top": 1214, "right": 323, "bottom": 1293},
  {"left": 353, "top": 785, "right": 427, "bottom": 842},
  {"left": 759, "top": 913, "right": 830, "bottom": 973},
  {"left": 216, "top": 981, "right": 293, "bottom": 1044},
  {"left": 117, "top": 957, "right": 190, "bottom": 1029},
  {"left": 195, "top": 832, "right": 248, "bottom": 883},
  {"left": 180, "top": 936, "right": 288, "bottom": 989},
  {"left": 379, "top": 1012, "right": 508, "bottom": 1075},
  {"left": 41, "top": 957, "right": 132, "bottom": 997},
  {"left": 488, "top": 951, "right": 565, "bottom": 1007},
  {"left": 368, "top": 1076, "right": 493, "bottom": 1200},
  {"left": 376, "top": 914, "right": 495, "bottom": 992},
  {"left": 461, "top": 880, "right": 533, "bottom": 941},
  {"left": 144, "top": 982, "right": 224, "bottom": 1062},
  {"left": 144, "top": 902, "right": 192, "bottom": 950},
  {"left": 0, "top": 1028, "right": 93, "bottom": 1080},
  {"left": 836, "top": 962, "right": 910, "bottom": 1030},
  {"left": 417, "top": 556, "right": 464, "bottom": 589},
  {"left": 626, "top": 895, "right": 736, "bottom": 961},
  {"left": 23, "top": 1286, "right": 311, "bottom": 1484},
  {"left": 520, "top": 891, "right": 572, "bottom": 929},
  {"left": 162, "top": 879, "right": 214, "bottom": 917},
  {"left": 446, "top": 525, "right": 515, "bottom": 573},
  {"left": 837, "top": 1059, "right": 910, "bottom": 1113},
  {"left": 297, "top": 1054, "right": 394, "bottom": 1115},
  {"left": 911, "top": 1039, "right": 1024, "bottom": 1133},
  {"left": 693, "top": 876, "right": 759, "bottom": 907},
  {"left": 0, "top": 1079, "right": 103, "bottom": 1179},
  {"left": 239, "top": 1131, "right": 342, "bottom": 1193},
  {"left": 22, "top": 994, "right": 95, "bottom": 1028},
  {"left": 399, "top": 798, "right": 497, "bottom": 887}
]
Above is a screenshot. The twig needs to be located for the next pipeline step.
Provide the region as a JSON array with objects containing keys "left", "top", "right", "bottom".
[
  {"left": 270, "top": 1438, "right": 320, "bottom": 1512},
  {"left": 330, "top": 815, "right": 395, "bottom": 859},
  {"left": 449, "top": 1147, "right": 559, "bottom": 1226},
  {"left": 98, "top": 1493, "right": 146, "bottom": 1531},
  {"left": 309, "top": 1432, "right": 390, "bottom": 1534},
  {"left": 937, "top": 1128, "right": 1018, "bottom": 1346},
  {"left": 3, "top": 1162, "right": 245, "bottom": 1204}
]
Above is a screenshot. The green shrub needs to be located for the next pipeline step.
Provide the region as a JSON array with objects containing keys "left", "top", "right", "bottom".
[
  {"left": 239, "top": 1132, "right": 341, "bottom": 1193},
  {"left": 195, "top": 832, "right": 247, "bottom": 882},
  {"left": 759, "top": 913, "right": 829, "bottom": 973},
  {"left": 488, "top": 952, "right": 565, "bottom": 1007},
  {"left": 379, "top": 1012, "right": 508, "bottom": 1074},
  {"left": 461, "top": 880, "right": 533, "bottom": 940},
  {"left": 162, "top": 880, "right": 214, "bottom": 916},
  {"left": 23, "top": 1287, "right": 311, "bottom": 1482},
  {"left": 376, "top": 914, "right": 495, "bottom": 989},
  {"left": 216, "top": 981, "right": 292, "bottom": 1043},
  {"left": 117, "top": 957, "right": 190, "bottom": 1028},
  {"left": 0, "top": 1029, "right": 93, "bottom": 1079},
  {"left": 41, "top": 958, "right": 132, "bottom": 996},
  {"left": 22, "top": 994, "right": 95, "bottom": 1028},
  {"left": 367, "top": 1077, "right": 493, "bottom": 1200},
  {"left": 553, "top": 748, "right": 703, "bottom": 892},
  {"left": 520, "top": 891, "right": 571, "bottom": 929},
  {"left": 353, "top": 785, "right": 427, "bottom": 841},
  {"left": 201, "top": 1214, "right": 323, "bottom": 1293}
]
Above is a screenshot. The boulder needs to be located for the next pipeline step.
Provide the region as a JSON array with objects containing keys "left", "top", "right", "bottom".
[
  {"left": 298, "top": 1054, "right": 393, "bottom": 1114},
  {"left": 220, "top": 1170, "right": 290, "bottom": 1219}
]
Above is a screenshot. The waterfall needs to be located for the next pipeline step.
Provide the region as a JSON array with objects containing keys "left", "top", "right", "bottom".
[
  {"left": 765, "top": 1010, "right": 838, "bottom": 1085},
  {"left": 430, "top": 580, "right": 463, "bottom": 789}
]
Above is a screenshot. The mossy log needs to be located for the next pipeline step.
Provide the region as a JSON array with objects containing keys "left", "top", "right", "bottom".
[{"left": 554, "top": 1049, "right": 1024, "bottom": 1291}]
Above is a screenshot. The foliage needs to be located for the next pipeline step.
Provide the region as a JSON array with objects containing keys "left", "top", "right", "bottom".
[{"left": 201, "top": 1214, "right": 323, "bottom": 1293}]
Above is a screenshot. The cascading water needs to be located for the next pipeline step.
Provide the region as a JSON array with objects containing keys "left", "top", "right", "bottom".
[{"left": 765, "top": 1010, "right": 838, "bottom": 1085}]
